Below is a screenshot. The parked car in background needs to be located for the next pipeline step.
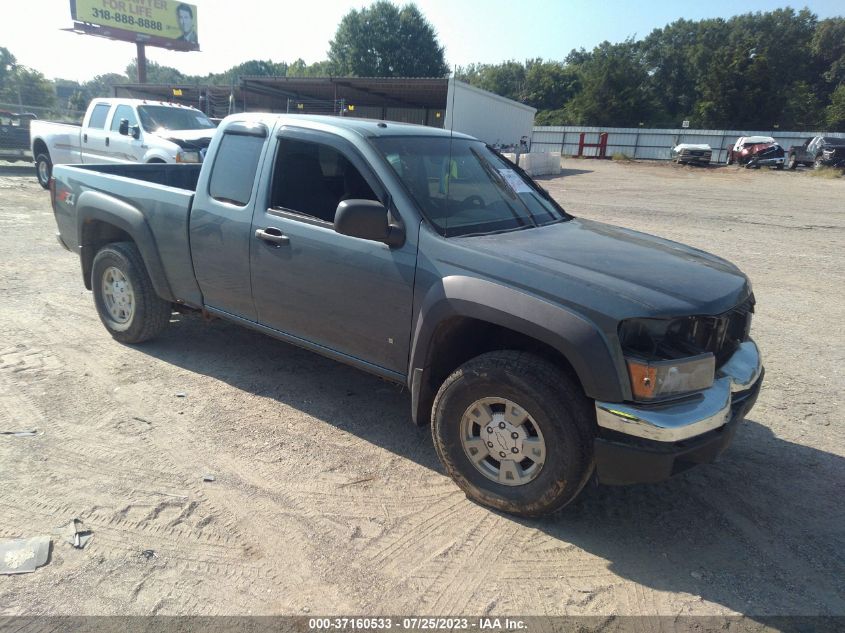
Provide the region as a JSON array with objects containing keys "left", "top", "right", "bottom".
[
  {"left": 0, "top": 111, "right": 37, "bottom": 162},
  {"left": 725, "top": 136, "right": 785, "bottom": 169},
  {"left": 30, "top": 98, "right": 215, "bottom": 188},
  {"left": 788, "top": 136, "right": 845, "bottom": 169},
  {"left": 671, "top": 143, "right": 712, "bottom": 165}
]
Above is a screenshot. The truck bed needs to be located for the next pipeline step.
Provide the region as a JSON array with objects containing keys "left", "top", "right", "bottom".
[
  {"left": 67, "top": 163, "right": 203, "bottom": 191},
  {"left": 52, "top": 163, "right": 205, "bottom": 307}
]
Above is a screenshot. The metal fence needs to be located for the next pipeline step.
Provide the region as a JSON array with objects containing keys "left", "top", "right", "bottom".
[{"left": 531, "top": 125, "right": 845, "bottom": 163}]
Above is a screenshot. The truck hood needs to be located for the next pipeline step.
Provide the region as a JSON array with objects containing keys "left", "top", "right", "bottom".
[
  {"left": 454, "top": 218, "right": 750, "bottom": 318},
  {"left": 152, "top": 128, "right": 214, "bottom": 150}
]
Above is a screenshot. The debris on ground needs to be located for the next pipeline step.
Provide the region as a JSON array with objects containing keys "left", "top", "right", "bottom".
[
  {"left": 140, "top": 549, "right": 158, "bottom": 560},
  {"left": 58, "top": 519, "right": 93, "bottom": 549},
  {"left": 0, "top": 536, "right": 51, "bottom": 574},
  {"left": 175, "top": 393, "right": 187, "bottom": 398},
  {"left": 202, "top": 474, "right": 215, "bottom": 482},
  {"left": 0, "top": 429, "right": 38, "bottom": 437}
]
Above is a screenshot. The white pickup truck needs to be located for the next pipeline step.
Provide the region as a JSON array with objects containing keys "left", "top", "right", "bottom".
[{"left": 30, "top": 98, "right": 216, "bottom": 188}]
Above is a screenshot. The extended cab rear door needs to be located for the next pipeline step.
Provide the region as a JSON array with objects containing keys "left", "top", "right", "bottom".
[
  {"left": 80, "top": 102, "right": 114, "bottom": 163},
  {"left": 249, "top": 127, "right": 417, "bottom": 376},
  {"left": 189, "top": 121, "right": 270, "bottom": 320}
]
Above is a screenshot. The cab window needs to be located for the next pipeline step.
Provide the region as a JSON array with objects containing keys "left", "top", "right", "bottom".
[
  {"left": 88, "top": 104, "right": 111, "bottom": 129},
  {"left": 270, "top": 138, "right": 377, "bottom": 223},
  {"left": 208, "top": 133, "right": 265, "bottom": 207},
  {"left": 110, "top": 105, "right": 138, "bottom": 131}
]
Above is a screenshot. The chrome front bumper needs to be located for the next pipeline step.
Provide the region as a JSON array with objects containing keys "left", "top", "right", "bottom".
[{"left": 595, "top": 341, "right": 763, "bottom": 443}]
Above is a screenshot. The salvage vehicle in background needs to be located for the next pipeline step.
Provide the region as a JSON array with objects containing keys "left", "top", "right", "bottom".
[
  {"left": 671, "top": 143, "right": 712, "bottom": 165},
  {"left": 0, "top": 110, "right": 36, "bottom": 162},
  {"left": 48, "top": 114, "right": 763, "bottom": 517},
  {"left": 788, "top": 136, "right": 845, "bottom": 169},
  {"left": 725, "top": 136, "right": 785, "bottom": 169},
  {"left": 30, "top": 98, "right": 215, "bottom": 188}
]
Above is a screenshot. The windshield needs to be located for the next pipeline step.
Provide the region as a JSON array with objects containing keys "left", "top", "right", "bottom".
[
  {"left": 371, "top": 137, "right": 568, "bottom": 237},
  {"left": 822, "top": 136, "right": 844, "bottom": 144},
  {"left": 137, "top": 106, "right": 214, "bottom": 132}
]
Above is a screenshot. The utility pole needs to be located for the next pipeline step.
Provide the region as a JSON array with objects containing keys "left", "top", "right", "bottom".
[{"left": 136, "top": 43, "right": 147, "bottom": 83}]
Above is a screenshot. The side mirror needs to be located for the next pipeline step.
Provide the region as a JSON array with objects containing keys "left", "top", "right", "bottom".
[
  {"left": 118, "top": 118, "right": 129, "bottom": 136},
  {"left": 334, "top": 199, "right": 404, "bottom": 247}
]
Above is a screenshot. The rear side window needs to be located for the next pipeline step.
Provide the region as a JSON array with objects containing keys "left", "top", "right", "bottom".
[
  {"left": 208, "top": 133, "right": 265, "bottom": 206},
  {"left": 88, "top": 104, "right": 111, "bottom": 129}
]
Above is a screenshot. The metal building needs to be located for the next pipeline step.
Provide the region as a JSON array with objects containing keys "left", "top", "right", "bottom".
[{"left": 114, "top": 77, "right": 535, "bottom": 147}]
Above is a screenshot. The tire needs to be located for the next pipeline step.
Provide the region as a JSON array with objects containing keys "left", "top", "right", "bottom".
[
  {"left": 775, "top": 163, "right": 784, "bottom": 170},
  {"left": 431, "top": 351, "right": 595, "bottom": 517},
  {"left": 35, "top": 152, "right": 52, "bottom": 189},
  {"left": 814, "top": 155, "right": 824, "bottom": 170},
  {"left": 726, "top": 150, "right": 733, "bottom": 165},
  {"left": 788, "top": 154, "right": 797, "bottom": 170},
  {"left": 91, "top": 242, "right": 171, "bottom": 343}
]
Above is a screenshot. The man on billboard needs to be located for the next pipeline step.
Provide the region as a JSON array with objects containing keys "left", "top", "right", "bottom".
[{"left": 176, "top": 3, "right": 198, "bottom": 45}]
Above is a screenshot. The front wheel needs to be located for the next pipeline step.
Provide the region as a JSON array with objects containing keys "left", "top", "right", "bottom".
[
  {"left": 431, "top": 351, "right": 595, "bottom": 517},
  {"left": 814, "top": 155, "right": 824, "bottom": 170},
  {"left": 787, "top": 154, "right": 797, "bottom": 170},
  {"left": 91, "top": 242, "right": 171, "bottom": 343},
  {"left": 35, "top": 153, "right": 52, "bottom": 189}
]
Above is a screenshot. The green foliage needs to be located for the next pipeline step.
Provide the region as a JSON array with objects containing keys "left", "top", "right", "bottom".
[
  {"left": 125, "top": 59, "right": 186, "bottom": 84},
  {"left": 458, "top": 8, "right": 843, "bottom": 130},
  {"left": 328, "top": 2, "right": 448, "bottom": 77},
  {"left": 566, "top": 40, "right": 662, "bottom": 126},
  {"left": 0, "top": 60, "right": 56, "bottom": 109},
  {"left": 811, "top": 18, "right": 845, "bottom": 85},
  {"left": 286, "top": 58, "right": 331, "bottom": 78},
  {"left": 0, "top": 46, "right": 16, "bottom": 87},
  {"left": 825, "top": 85, "right": 845, "bottom": 131}
]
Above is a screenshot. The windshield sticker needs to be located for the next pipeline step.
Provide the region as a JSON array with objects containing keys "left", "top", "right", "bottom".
[{"left": 497, "top": 168, "right": 532, "bottom": 193}]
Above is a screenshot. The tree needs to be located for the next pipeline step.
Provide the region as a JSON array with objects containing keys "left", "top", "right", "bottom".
[
  {"left": 286, "top": 58, "right": 331, "bottom": 77},
  {"left": 811, "top": 18, "right": 845, "bottom": 86},
  {"left": 825, "top": 84, "right": 845, "bottom": 131},
  {"left": 564, "top": 40, "right": 658, "bottom": 126},
  {"left": 456, "top": 61, "right": 525, "bottom": 101},
  {"left": 0, "top": 46, "right": 16, "bottom": 90},
  {"left": 523, "top": 60, "right": 580, "bottom": 111},
  {"left": 125, "top": 59, "right": 186, "bottom": 84},
  {"left": 328, "top": 2, "right": 448, "bottom": 77}
]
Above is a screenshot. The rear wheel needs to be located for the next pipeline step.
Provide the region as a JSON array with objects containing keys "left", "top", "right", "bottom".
[
  {"left": 91, "top": 242, "right": 171, "bottom": 343},
  {"left": 35, "top": 153, "right": 52, "bottom": 189},
  {"left": 431, "top": 351, "right": 595, "bottom": 517}
]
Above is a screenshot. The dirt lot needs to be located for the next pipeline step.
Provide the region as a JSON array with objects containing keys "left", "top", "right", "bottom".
[{"left": 0, "top": 159, "right": 843, "bottom": 621}]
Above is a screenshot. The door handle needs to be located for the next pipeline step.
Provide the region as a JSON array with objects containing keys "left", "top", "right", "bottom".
[
  {"left": 105, "top": 137, "right": 110, "bottom": 147},
  {"left": 83, "top": 133, "right": 87, "bottom": 143},
  {"left": 255, "top": 227, "right": 289, "bottom": 246}
]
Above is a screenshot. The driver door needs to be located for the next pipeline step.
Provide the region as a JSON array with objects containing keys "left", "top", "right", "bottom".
[{"left": 249, "top": 128, "right": 417, "bottom": 375}]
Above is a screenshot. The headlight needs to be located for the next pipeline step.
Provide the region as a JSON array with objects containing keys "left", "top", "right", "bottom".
[
  {"left": 626, "top": 353, "right": 714, "bottom": 401},
  {"left": 176, "top": 150, "right": 201, "bottom": 163}
]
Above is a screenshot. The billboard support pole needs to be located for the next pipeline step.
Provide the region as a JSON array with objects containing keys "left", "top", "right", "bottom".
[{"left": 136, "top": 42, "right": 147, "bottom": 84}]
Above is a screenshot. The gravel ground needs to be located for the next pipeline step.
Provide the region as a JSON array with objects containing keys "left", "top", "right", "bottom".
[{"left": 0, "top": 159, "right": 842, "bottom": 622}]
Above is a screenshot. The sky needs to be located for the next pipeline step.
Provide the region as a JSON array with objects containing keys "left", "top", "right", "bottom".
[{"left": 2, "top": 0, "right": 843, "bottom": 82}]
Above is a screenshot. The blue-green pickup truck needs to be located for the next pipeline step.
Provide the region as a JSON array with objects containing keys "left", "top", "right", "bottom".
[{"left": 49, "top": 114, "right": 763, "bottom": 516}]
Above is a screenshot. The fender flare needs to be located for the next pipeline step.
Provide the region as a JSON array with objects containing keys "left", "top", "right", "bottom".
[
  {"left": 408, "top": 276, "right": 628, "bottom": 425},
  {"left": 76, "top": 190, "right": 175, "bottom": 301}
]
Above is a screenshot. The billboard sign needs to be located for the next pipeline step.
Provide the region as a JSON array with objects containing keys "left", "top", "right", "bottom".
[{"left": 70, "top": 0, "right": 199, "bottom": 50}]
